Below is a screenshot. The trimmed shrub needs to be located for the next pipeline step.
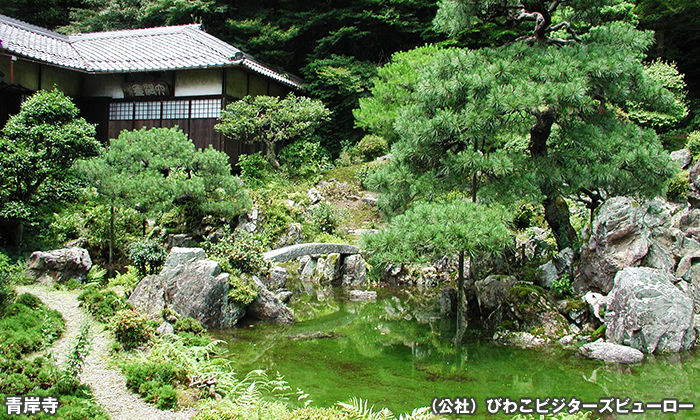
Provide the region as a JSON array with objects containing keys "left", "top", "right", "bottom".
[
  {"left": 357, "top": 134, "right": 388, "bottom": 161},
  {"left": 78, "top": 286, "right": 131, "bottom": 323},
  {"left": 111, "top": 309, "right": 153, "bottom": 350},
  {"left": 128, "top": 239, "right": 167, "bottom": 276}
]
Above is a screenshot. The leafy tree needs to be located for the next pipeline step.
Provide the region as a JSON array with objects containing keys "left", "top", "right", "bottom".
[
  {"left": 215, "top": 93, "right": 330, "bottom": 170},
  {"left": 0, "top": 89, "right": 99, "bottom": 248},
  {"left": 77, "top": 127, "right": 249, "bottom": 267},
  {"left": 362, "top": 200, "right": 512, "bottom": 343},
  {"left": 356, "top": 0, "right": 681, "bottom": 250}
]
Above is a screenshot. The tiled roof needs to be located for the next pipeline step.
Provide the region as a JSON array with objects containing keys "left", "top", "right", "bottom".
[{"left": 0, "top": 14, "right": 303, "bottom": 89}]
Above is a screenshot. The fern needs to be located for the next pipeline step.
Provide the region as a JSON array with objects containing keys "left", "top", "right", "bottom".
[{"left": 338, "top": 397, "right": 395, "bottom": 420}]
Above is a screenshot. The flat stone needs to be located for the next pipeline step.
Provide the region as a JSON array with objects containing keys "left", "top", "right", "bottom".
[
  {"left": 578, "top": 341, "right": 644, "bottom": 364},
  {"left": 264, "top": 243, "right": 360, "bottom": 262}
]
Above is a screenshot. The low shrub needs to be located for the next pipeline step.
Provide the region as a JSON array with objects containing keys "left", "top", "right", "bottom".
[
  {"left": 78, "top": 286, "right": 131, "bottom": 323},
  {"left": 205, "top": 228, "right": 271, "bottom": 276},
  {"left": 686, "top": 130, "right": 700, "bottom": 159},
  {"left": 124, "top": 361, "right": 186, "bottom": 410},
  {"left": 667, "top": 169, "right": 689, "bottom": 201},
  {"left": 107, "top": 265, "right": 142, "bottom": 295},
  {"left": 227, "top": 275, "right": 258, "bottom": 305},
  {"left": 174, "top": 317, "right": 206, "bottom": 336},
  {"left": 279, "top": 140, "right": 331, "bottom": 180},
  {"left": 237, "top": 152, "right": 277, "bottom": 188},
  {"left": 357, "top": 134, "right": 388, "bottom": 161},
  {"left": 111, "top": 309, "right": 153, "bottom": 351},
  {"left": 310, "top": 202, "right": 343, "bottom": 236},
  {"left": 0, "top": 294, "right": 65, "bottom": 358}
]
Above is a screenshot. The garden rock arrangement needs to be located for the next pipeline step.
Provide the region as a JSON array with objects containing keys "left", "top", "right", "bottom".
[
  {"left": 129, "top": 247, "right": 294, "bottom": 329},
  {"left": 605, "top": 267, "right": 695, "bottom": 353},
  {"left": 26, "top": 247, "right": 93, "bottom": 284},
  {"left": 577, "top": 341, "right": 644, "bottom": 364}
]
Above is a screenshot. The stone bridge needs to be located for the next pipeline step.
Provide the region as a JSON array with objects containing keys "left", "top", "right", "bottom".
[{"left": 263, "top": 243, "right": 360, "bottom": 263}]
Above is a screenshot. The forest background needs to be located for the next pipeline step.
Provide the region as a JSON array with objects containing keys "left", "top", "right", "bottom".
[{"left": 2, "top": 0, "right": 699, "bottom": 159}]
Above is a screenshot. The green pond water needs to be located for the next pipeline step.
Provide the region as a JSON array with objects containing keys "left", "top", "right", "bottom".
[{"left": 212, "top": 283, "right": 700, "bottom": 419}]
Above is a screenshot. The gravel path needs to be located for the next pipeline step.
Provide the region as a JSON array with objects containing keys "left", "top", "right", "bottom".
[{"left": 18, "top": 285, "right": 197, "bottom": 420}]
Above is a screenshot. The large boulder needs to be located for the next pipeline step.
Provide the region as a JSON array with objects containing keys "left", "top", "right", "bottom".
[
  {"left": 605, "top": 267, "right": 695, "bottom": 353},
  {"left": 129, "top": 248, "right": 246, "bottom": 329},
  {"left": 574, "top": 197, "right": 681, "bottom": 294},
  {"left": 474, "top": 275, "right": 517, "bottom": 315},
  {"left": 246, "top": 276, "right": 294, "bottom": 323},
  {"left": 338, "top": 254, "right": 367, "bottom": 287},
  {"left": 536, "top": 247, "right": 574, "bottom": 289},
  {"left": 578, "top": 341, "right": 644, "bottom": 364},
  {"left": 27, "top": 247, "right": 92, "bottom": 284}
]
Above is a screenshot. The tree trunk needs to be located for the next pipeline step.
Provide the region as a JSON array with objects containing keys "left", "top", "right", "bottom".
[
  {"left": 543, "top": 193, "right": 577, "bottom": 250},
  {"left": 454, "top": 250, "right": 468, "bottom": 345},
  {"left": 529, "top": 107, "right": 577, "bottom": 250},
  {"left": 109, "top": 202, "right": 115, "bottom": 277},
  {"left": 264, "top": 140, "right": 281, "bottom": 170}
]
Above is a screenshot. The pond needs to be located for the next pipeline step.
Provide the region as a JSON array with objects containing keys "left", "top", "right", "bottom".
[{"left": 212, "top": 281, "right": 700, "bottom": 419}]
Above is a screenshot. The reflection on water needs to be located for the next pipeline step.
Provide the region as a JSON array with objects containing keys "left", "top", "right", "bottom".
[{"left": 212, "top": 281, "right": 700, "bottom": 418}]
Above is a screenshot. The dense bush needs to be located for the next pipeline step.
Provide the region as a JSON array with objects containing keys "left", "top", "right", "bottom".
[
  {"left": 667, "top": 169, "right": 690, "bottom": 201},
  {"left": 174, "top": 317, "right": 206, "bottom": 336},
  {"left": 205, "top": 228, "right": 271, "bottom": 276},
  {"left": 686, "top": 131, "right": 700, "bottom": 159},
  {"left": 356, "top": 135, "right": 388, "bottom": 161},
  {"left": 111, "top": 309, "right": 153, "bottom": 351},
  {"left": 237, "top": 152, "right": 277, "bottom": 189},
  {"left": 107, "top": 265, "right": 142, "bottom": 295},
  {"left": 227, "top": 275, "right": 258, "bottom": 305},
  {"left": 78, "top": 286, "right": 131, "bottom": 323},
  {"left": 279, "top": 140, "right": 332, "bottom": 180},
  {"left": 128, "top": 239, "right": 167, "bottom": 276}
]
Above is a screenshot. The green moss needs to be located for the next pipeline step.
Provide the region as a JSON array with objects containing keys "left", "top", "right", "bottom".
[
  {"left": 591, "top": 324, "right": 606, "bottom": 341},
  {"left": 508, "top": 284, "right": 546, "bottom": 299},
  {"left": 564, "top": 299, "right": 587, "bottom": 312}
]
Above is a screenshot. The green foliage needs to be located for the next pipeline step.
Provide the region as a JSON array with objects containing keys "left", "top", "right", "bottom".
[
  {"left": 361, "top": 200, "right": 512, "bottom": 270},
  {"left": 49, "top": 200, "right": 142, "bottom": 263},
  {"left": 0, "top": 253, "right": 15, "bottom": 312},
  {"left": 279, "top": 140, "right": 332, "bottom": 180},
  {"left": 127, "top": 239, "right": 167, "bottom": 276},
  {"left": 686, "top": 131, "right": 700, "bottom": 159},
  {"left": 53, "top": 323, "right": 91, "bottom": 395},
  {"left": 310, "top": 202, "right": 344, "bottom": 236},
  {"left": 0, "top": 293, "right": 65, "bottom": 358},
  {"left": 78, "top": 286, "right": 131, "bottom": 323},
  {"left": 215, "top": 93, "right": 331, "bottom": 169},
  {"left": 204, "top": 228, "right": 271, "bottom": 276},
  {"left": 550, "top": 275, "right": 574, "bottom": 298},
  {"left": 124, "top": 361, "right": 185, "bottom": 409},
  {"left": 77, "top": 127, "right": 249, "bottom": 247},
  {"left": 667, "top": 169, "right": 690, "bottom": 202},
  {"left": 627, "top": 60, "right": 688, "bottom": 130},
  {"left": 227, "top": 275, "right": 258, "bottom": 306},
  {"left": 287, "top": 407, "right": 350, "bottom": 420},
  {"left": 237, "top": 152, "right": 278, "bottom": 189},
  {"left": 111, "top": 309, "right": 153, "bottom": 351},
  {"left": 107, "top": 265, "right": 142, "bottom": 294},
  {"left": 337, "top": 397, "right": 433, "bottom": 420},
  {"left": 0, "top": 89, "right": 100, "bottom": 248},
  {"left": 357, "top": 17, "right": 681, "bottom": 249},
  {"left": 357, "top": 135, "right": 388, "bottom": 161},
  {"left": 174, "top": 317, "right": 206, "bottom": 336}
]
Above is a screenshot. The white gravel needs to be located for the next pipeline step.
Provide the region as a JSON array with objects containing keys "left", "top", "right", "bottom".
[{"left": 17, "top": 285, "right": 197, "bottom": 420}]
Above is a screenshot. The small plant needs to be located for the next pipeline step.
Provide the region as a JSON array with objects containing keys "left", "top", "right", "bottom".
[
  {"left": 111, "top": 309, "right": 153, "bottom": 351},
  {"left": 53, "top": 323, "right": 91, "bottom": 395},
  {"left": 279, "top": 139, "right": 332, "bottom": 179},
  {"left": 0, "top": 293, "right": 65, "bottom": 358},
  {"left": 108, "top": 265, "right": 143, "bottom": 295},
  {"left": 174, "top": 317, "right": 206, "bottom": 335},
  {"left": 310, "top": 202, "right": 343, "bottom": 235},
  {"left": 550, "top": 275, "right": 574, "bottom": 297},
  {"left": 128, "top": 239, "right": 167, "bottom": 276}
]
